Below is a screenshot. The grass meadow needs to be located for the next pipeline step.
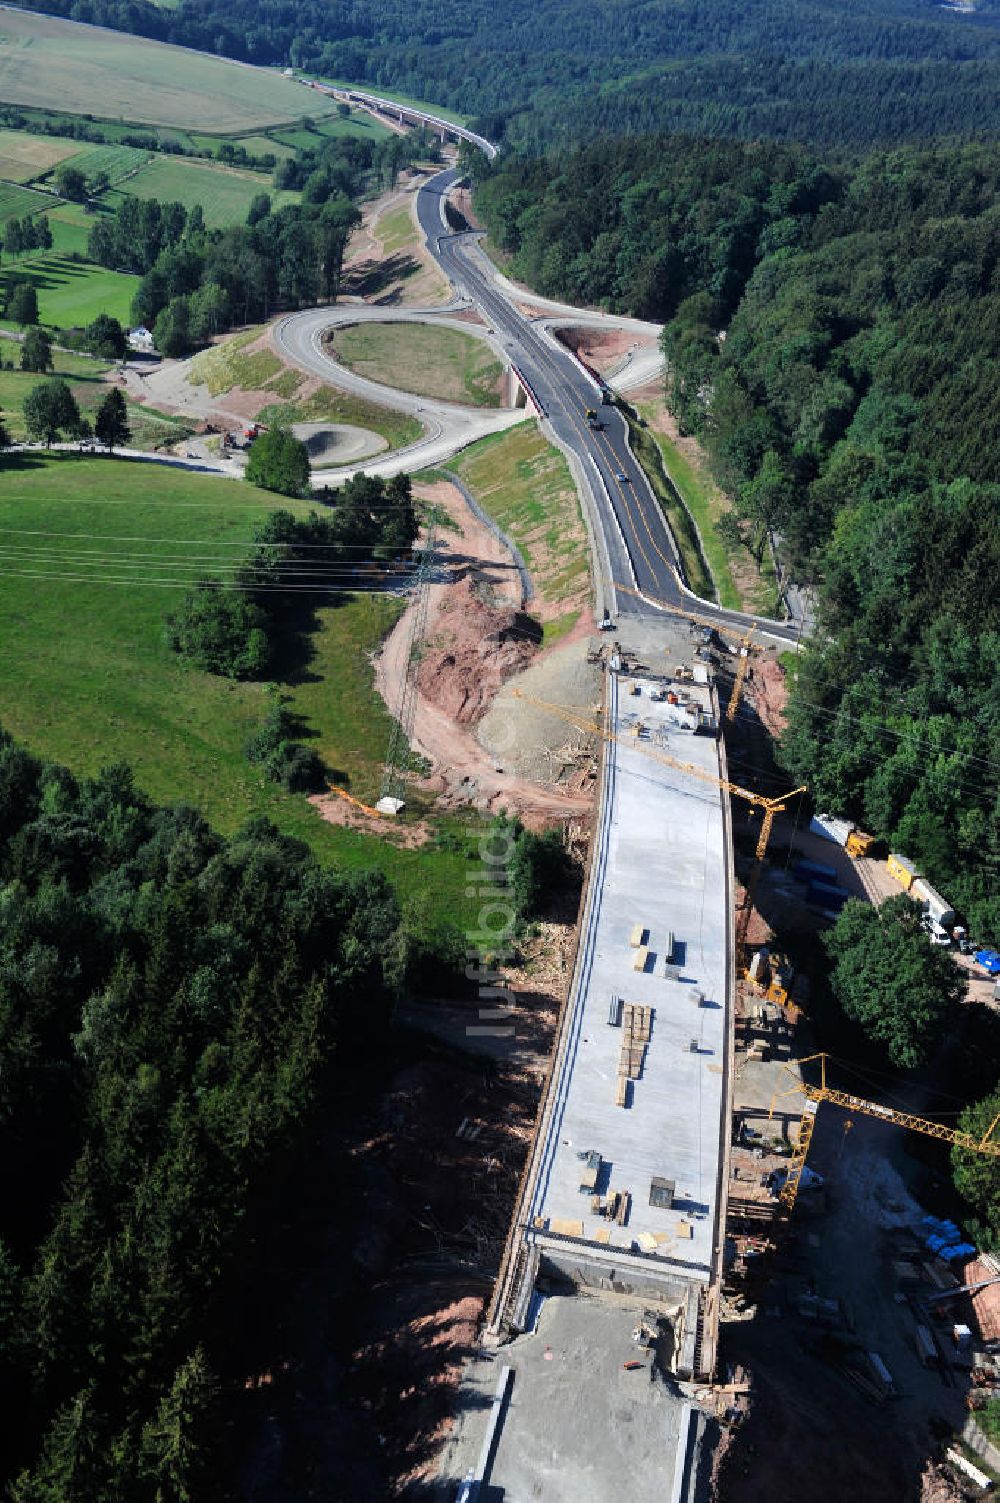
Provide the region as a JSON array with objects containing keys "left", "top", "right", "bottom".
[
  {"left": 0, "top": 453, "right": 480, "bottom": 921},
  {"left": 107, "top": 157, "right": 296, "bottom": 228},
  {"left": 329, "top": 321, "right": 505, "bottom": 407},
  {"left": 447, "top": 421, "right": 591, "bottom": 611},
  {"left": 0, "top": 9, "right": 340, "bottom": 131},
  {"left": 0, "top": 252, "right": 138, "bottom": 328}
]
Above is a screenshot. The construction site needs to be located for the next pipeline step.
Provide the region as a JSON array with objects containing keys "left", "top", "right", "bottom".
[{"left": 248, "top": 275, "right": 1000, "bottom": 1495}]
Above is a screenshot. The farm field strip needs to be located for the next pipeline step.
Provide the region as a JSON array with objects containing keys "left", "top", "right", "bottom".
[
  {"left": 0, "top": 182, "right": 50, "bottom": 223},
  {"left": 107, "top": 156, "right": 296, "bottom": 227},
  {"left": 55, "top": 143, "right": 152, "bottom": 186},
  {"left": 0, "top": 8, "right": 341, "bottom": 131},
  {"left": 0, "top": 128, "right": 82, "bottom": 183}
]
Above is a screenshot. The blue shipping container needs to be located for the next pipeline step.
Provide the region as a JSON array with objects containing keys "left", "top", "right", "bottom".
[{"left": 795, "top": 858, "right": 839, "bottom": 882}]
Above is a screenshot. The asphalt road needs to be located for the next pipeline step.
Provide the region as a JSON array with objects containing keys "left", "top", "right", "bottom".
[
  {"left": 270, "top": 304, "right": 525, "bottom": 478},
  {"left": 417, "top": 167, "right": 799, "bottom": 644}
]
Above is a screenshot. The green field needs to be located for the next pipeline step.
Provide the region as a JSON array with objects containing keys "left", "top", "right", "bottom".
[
  {"left": 270, "top": 111, "right": 393, "bottom": 152},
  {"left": 42, "top": 203, "right": 95, "bottom": 257},
  {"left": 0, "top": 9, "right": 341, "bottom": 131},
  {"left": 234, "top": 133, "right": 297, "bottom": 161},
  {"left": 312, "top": 112, "right": 395, "bottom": 141},
  {"left": 108, "top": 157, "right": 296, "bottom": 228},
  {"left": 0, "top": 182, "right": 50, "bottom": 224},
  {"left": 0, "top": 348, "right": 111, "bottom": 438},
  {"left": 0, "top": 453, "right": 480, "bottom": 919},
  {"left": 55, "top": 143, "right": 152, "bottom": 187},
  {"left": 0, "top": 128, "right": 81, "bottom": 183},
  {"left": 447, "top": 421, "right": 590, "bottom": 610},
  {"left": 376, "top": 203, "right": 419, "bottom": 256},
  {"left": 329, "top": 321, "right": 505, "bottom": 407},
  {"left": 0, "top": 253, "right": 138, "bottom": 329},
  {"left": 191, "top": 327, "right": 424, "bottom": 451}
]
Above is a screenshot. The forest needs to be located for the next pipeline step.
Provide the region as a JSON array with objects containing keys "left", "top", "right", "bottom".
[
  {"left": 0, "top": 739, "right": 402, "bottom": 1498},
  {"left": 474, "top": 135, "right": 1000, "bottom": 947},
  {"left": 21, "top": 0, "right": 1000, "bottom": 147},
  {"left": 83, "top": 131, "right": 428, "bottom": 354}
]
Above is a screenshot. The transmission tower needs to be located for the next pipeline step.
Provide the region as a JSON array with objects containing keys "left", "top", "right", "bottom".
[{"left": 380, "top": 520, "right": 436, "bottom": 808}]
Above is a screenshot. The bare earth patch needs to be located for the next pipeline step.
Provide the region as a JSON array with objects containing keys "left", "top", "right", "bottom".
[
  {"left": 555, "top": 324, "right": 658, "bottom": 381},
  {"left": 750, "top": 654, "right": 790, "bottom": 737},
  {"left": 373, "top": 480, "right": 595, "bottom": 818},
  {"left": 342, "top": 172, "right": 451, "bottom": 306}
]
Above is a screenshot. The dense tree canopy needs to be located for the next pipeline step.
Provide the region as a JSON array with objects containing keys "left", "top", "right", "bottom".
[
  {"left": 245, "top": 424, "right": 310, "bottom": 497},
  {"left": 0, "top": 732, "right": 401, "bottom": 1497},
  {"left": 954, "top": 1088, "right": 1000, "bottom": 1250},
  {"left": 823, "top": 896, "right": 964, "bottom": 1067},
  {"left": 479, "top": 134, "right": 1000, "bottom": 943},
  {"left": 23, "top": 380, "right": 81, "bottom": 446},
  {"left": 166, "top": 475, "right": 419, "bottom": 678},
  {"left": 21, "top": 0, "right": 1000, "bottom": 147}
]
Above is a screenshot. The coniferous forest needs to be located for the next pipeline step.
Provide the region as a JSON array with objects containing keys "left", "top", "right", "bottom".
[
  {"left": 24, "top": 0, "right": 1000, "bottom": 148},
  {"left": 0, "top": 743, "right": 400, "bottom": 1498}
]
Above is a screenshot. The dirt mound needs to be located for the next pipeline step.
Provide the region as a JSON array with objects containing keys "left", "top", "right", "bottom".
[
  {"left": 417, "top": 579, "right": 541, "bottom": 725},
  {"left": 753, "top": 655, "right": 789, "bottom": 736}
]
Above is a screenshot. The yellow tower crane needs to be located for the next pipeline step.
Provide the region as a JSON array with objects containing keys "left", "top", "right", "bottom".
[
  {"left": 769, "top": 1052, "right": 1000, "bottom": 1218},
  {"left": 509, "top": 688, "right": 805, "bottom": 966}
]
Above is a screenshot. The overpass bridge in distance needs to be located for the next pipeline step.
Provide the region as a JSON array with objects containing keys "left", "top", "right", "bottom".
[{"left": 298, "top": 78, "right": 498, "bottom": 160}]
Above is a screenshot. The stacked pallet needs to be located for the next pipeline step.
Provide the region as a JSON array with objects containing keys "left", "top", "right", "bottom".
[{"left": 616, "top": 1003, "right": 654, "bottom": 1104}]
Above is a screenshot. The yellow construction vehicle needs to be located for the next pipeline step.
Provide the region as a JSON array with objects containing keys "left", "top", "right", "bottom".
[
  {"left": 845, "top": 828, "right": 876, "bottom": 858},
  {"left": 769, "top": 1052, "right": 1000, "bottom": 1218},
  {"left": 509, "top": 688, "right": 805, "bottom": 965}
]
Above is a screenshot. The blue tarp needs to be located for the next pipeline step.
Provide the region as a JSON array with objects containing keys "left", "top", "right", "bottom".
[{"left": 974, "top": 949, "right": 1000, "bottom": 975}]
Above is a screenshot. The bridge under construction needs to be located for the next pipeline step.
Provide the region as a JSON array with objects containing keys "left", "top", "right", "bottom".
[{"left": 489, "top": 620, "right": 736, "bottom": 1382}]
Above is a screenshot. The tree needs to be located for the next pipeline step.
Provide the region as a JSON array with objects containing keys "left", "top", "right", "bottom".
[
  {"left": 823, "top": 895, "right": 965, "bottom": 1068},
  {"left": 246, "top": 192, "right": 272, "bottom": 227},
  {"left": 953, "top": 1088, "right": 1000, "bottom": 1248},
  {"left": 0, "top": 410, "right": 10, "bottom": 450},
  {"left": 245, "top": 425, "right": 309, "bottom": 497},
  {"left": 23, "top": 380, "right": 81, "bottom": 448},
  {"left": 83, "top": 314, "right": 127, "bottom": 361},
  {"left": 9, "top": 283, "right": 38, "bottom": 327},
  {"left": 165, "top": 586, "right": 271, "bottom": 678},
  {"left": 20, "top": 328, "right": 52, "bottom": 374},
  {"left": 94, "top": 389, "right": 131, "bottom": 453},
  {"left": 139, "top": 1348, "right": 217, "bottom": 1503},
  {"left": 55, "top": 164, "right": 87, "bottom": 203},
  {"left": 152, "top": 297, "right": 192, "bottom": 358}
]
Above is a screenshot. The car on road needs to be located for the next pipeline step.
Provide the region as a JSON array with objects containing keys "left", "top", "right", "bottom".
[
  {"left": 615, "top": 470, "right": 630, "bottom": 483},
  {"left": 974, "top": 948, "right": 1000, "bottom": 975}
]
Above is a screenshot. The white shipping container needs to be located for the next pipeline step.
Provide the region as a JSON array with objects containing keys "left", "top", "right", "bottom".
[
  {"left": 911, "top": 877, "right": 956, "bottom": 929},
  {"left": 810, "top": 813, "right": 853, "bottom": 846}
]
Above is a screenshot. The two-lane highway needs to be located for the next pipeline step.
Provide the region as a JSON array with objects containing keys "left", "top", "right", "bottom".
[{"left": 417, "top": 167, "right": 799, "bottom": 644}]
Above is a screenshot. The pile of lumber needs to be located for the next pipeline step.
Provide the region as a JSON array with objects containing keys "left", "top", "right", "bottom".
[{"left": 616, "top": 1003, "right": 653, "bottom": 1103}]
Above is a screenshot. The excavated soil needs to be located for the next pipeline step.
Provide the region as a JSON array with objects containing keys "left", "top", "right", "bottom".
[
  {"left": 750, "top": 655, "right": 790, "bottom": 737},
  {"left": 417, "top": 578, "right": 540, "bottom": 725},
  {"left": 555, "top": 323, "right": 657, "bottom": 379},
  {"left": 373, "top": 480, "right": 597, "bottom": 818}
]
